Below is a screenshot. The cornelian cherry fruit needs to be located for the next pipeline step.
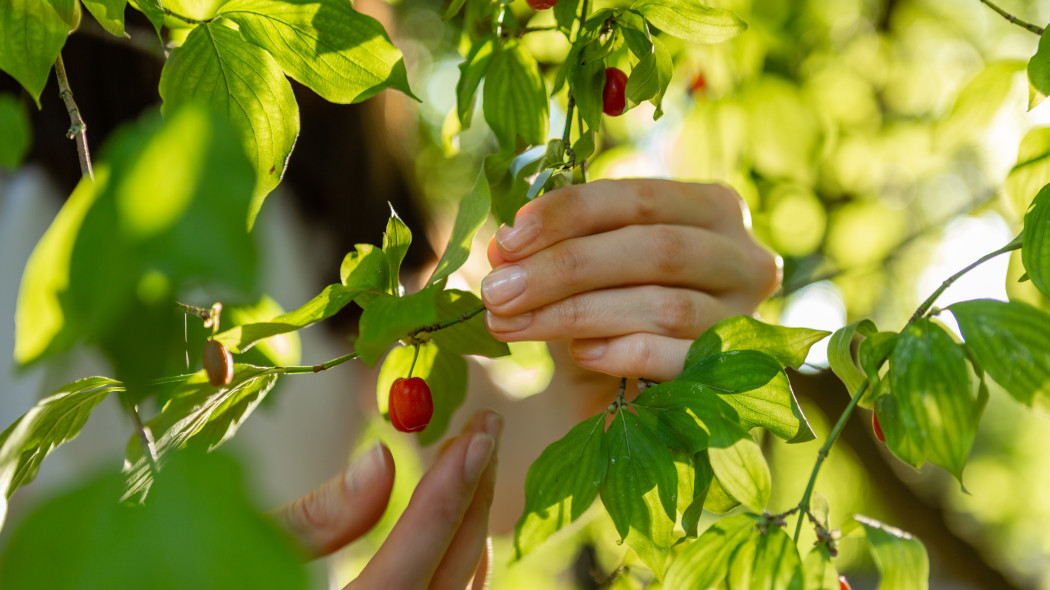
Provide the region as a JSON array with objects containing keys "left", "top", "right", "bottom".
[
  {"left": 873, "top": 411, "right": 885, "bottom": 443},
  {"left": 202, "top": 339, "right": 233, "bottom": 387},
  {"left": 526, "top": 0, "right": 557, "bottom": 9},
  {"left": 602, "top": 67, "right": 628, "bottom": 116},
  {"left": 389, "top": 377, "right": 434, "bottom": 433},
  {"left": 839, "top": 575, "right": 852, "bottom": 590},
  {"left": 689, "top": 71, "right": 707, "bottom": 95}
]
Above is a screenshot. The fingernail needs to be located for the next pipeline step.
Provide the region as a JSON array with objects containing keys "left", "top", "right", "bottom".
[
  {"left": 485, "top": 412, "right": 503, "bottom": 439},
  {"left": 496, "top": 215, "right": 540, "bottom": 252},
  {"left": 463, "top": 433, "right": 495, "bottom": 483},
  {"left": 573, "top": 339, "right": 608, "bottom": 361},
  {"left": 481, "top": 265, "right": 527, "bottom": 306},
  {"left": 485, "top": 310, "right": 532, "bottom": 332},
  {"left": 345, "top": 443, "right": 386, "bottom": 495}
]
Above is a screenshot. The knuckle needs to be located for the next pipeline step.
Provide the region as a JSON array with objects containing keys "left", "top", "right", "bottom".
[
  {"left": 558, "top": 297, "right": 587, "bottom": 332},
  {"left": 707, "top": 183, "right": 746, "bottom": 224},
  {"left": 630, "top": 179, "right": 660, "bottom": 222},
  {"left": 625, "top": 336, "right": 654, "bottom": 378},
  {"left": 657, "top": 290, "right": 696, "bottom": 333},
  {"left": 650, "top": 228, "right": 687, "bottom": 275},
  {"left": 548, "top": 244, "right": 584, "bottom": 283}
]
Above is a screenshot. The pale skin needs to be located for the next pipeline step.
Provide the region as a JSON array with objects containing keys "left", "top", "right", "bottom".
[{"left": 272, "top": 179, "right": 780, "bottom": 588}]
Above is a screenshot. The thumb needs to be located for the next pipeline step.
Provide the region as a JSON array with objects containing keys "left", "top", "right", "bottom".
[{"left": 273, "top": 442, "right": 395, "bottom": 558}]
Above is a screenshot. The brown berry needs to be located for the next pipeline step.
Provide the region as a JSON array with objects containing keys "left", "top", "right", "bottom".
[{"left": 202, "top": 339, "right": 233, "bottom": 387}]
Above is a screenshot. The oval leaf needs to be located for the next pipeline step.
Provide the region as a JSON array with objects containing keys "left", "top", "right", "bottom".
[
  {"left": 631, "top": 0, "right": 746, "bottom": 44},
  {"left": 1023, "top": 184, "right": 1050, "bottom": 299},
  {"left": 852, "top": 515, "right": 930, "bottom": 590}
]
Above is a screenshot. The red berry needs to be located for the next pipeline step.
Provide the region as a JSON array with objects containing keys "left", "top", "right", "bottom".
[
  {"left": 873, "top": 411, "right": 885, "bottom": 443},
  {"left": 202, "top": 339, "right": 233, "bottom": 387},
  {"left": 526, "top": 0, "right": 557, "bottom": 9},
  {"left": 689, "top": 71, "right": 707, "bottom": 95},
  {"left": 389, "top": 377, "right": 434, "bottom": 433},
  {"left": 602, "top": 67, "right": 628, "bottom": 116},
  {"left": 839, "top": 575, "right": 852, "bottom": 590}
]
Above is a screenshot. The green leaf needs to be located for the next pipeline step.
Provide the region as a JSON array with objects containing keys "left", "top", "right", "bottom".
[
  {"left": 827, "top": 320, "right": 877, "bottom": 398},
  {"left": 0, "top": 377, "right": 121, "bottom": 527},
  {"left": 340, "top": 243, "right": 389, "bottom": 291},
  {"left": 222, "top": 295, "right": 301, "bottom": 367},
  {"left": 625, "top": 35, "right": 672, "bottom": 114},
  {"left": 802, "top": 546, "right": 840, "bottom": 590},
  {"left": 551, "top": 10, "right": 608, "bottom": 95},
  {"left": 429, "top": 171, "right": 491, "bottom": 285},
  {"left": 482, "top": 40, "right": 549, "bottom": 153},
  {"left": 881, "top": 319, "right": 975, "bottom": 479},
  {"left": 127, "top": 0, "right": 163, "bottom": 34},
  {"left": 726, "top": 524, "right": 804, "bottom": 590},
  {"left": 429, "top": 290, "right": 509, "bottom": 358},
  {"left": 678, "top": 451, "right": 713, "bottom": 538},
  {"left": 159, "top": 20, "right": 299, "bottom": 230},
  {"left": 704, "top": 473, "right": 741, "bottom": 513},
  {"left": 633, "top": 381, "right": 728, "bottom": 451},
  {"left": 356, "top": 289, "right": 438, "bottom": 366},
  {"left": 600, "top": 412, "right": 677, "bottom": 577},
  {"left": 552, "top": 0, "right": 581, "bottom": 36},
  {"left": 214, "top": 284, "right": 364, "bottom": 354},
  {"left": 442, "top": 0, "right": 468, "bottom": 20},
  {"left": 950, "top": 299, "right": 1050, "bottom": 413},
  {"left": 219, "top": 0, "right": 414, "bottom": 104},
  {"left": 852, "top": 515, "right": 930, "bottom": 590},
  {"left": 1023, "top": 185, "right": 1050, "bottom": 299},
  {"left": 1, "top": 451, "right": 308, "bottom": 588},
  {"left": 859, "top": 331, "right": 898, "bottom": 384},
  {"left": 631, "top": 0, "right": 746, "bottom": 44},
  {"left": 0, "top": 92, "right": 30, "bottom": 169},
  {"left": 382, "top": 207, "right": 412, "bottom": 295},
  {"left": 686, "top": 315, "right": 830, "bottom": 371},
  {"left": 514, "top": 413, "right": 608, "bottom": 559},
  {"left": 571, "top": 48, "right": 606, "bottom": 131},
  {"left": 1005, "top": 128, "right": 1050, "bottom": 216},
  {"left": 14, "top": 107, "right": 256, "bottom": 373},
  {"left": 1029, "top": 28, "right": 1050, "bottom": 110},
  {"left": 124, "top": 365, "right": 279, "bottom": 501},
  {"left": 664, "top": 513, "right": 758, "bottom": 589},
  {"left": 679, "top": 350, "right": 815, "bottom": 443},
  {"left": 618, "top": 9, "right": 654, "bottom": 58},
  {"left": 456, "top": 34, "right": 496, "bottom": 129},
  {"left": 0, "top": 0, "right": 74, "bottom": 105},
  {"left": 937, "top": 61, "right": 1024, "bottom": 148},
  {"left": 707, "top": 419, "right": 770, "bottom": 512},
  {"left": 82, "top": 0, "right": 127, "bottom": 37}
]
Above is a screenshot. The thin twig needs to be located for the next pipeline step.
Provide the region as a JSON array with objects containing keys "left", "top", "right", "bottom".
[
  {"left": 978, "top": 0, "right": 1044, "bottom": 35},
  {"left": 128, "top": 403, "right": 160, "bottom": 473},
  {"left": 54, "top": 54, "right": 93, "bottom": 180},
  {"left": 163, "top": 7, "right": 216, "bottom": 25}
]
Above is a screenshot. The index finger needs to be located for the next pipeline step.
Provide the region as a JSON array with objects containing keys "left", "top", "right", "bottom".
[{"left": 490, "top": 179, "right": 746, "bottom": 264}]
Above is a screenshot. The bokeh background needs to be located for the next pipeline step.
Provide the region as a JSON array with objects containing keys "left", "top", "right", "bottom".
[{"left": 2, "top": 0, "right": 1050, "bottom": 588}]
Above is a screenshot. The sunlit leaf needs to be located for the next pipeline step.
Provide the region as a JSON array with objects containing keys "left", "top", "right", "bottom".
[
  {"left": 678, "top": 450, "right": 713, "bottom": 538},
  {"left": 852, "top": 515, "right": 930, "bottom": 590},
  {"left": 1023, "top": 185, "right": 1050, "bottom": 299},
  {"left": 937, "top": 61, "right": 1024, "bottom": 149},
  {"left": 726, "top": 524, "right": 804, "bottom": 590},
  {"left": 1028, "top": 28, "right": 1050, "bottom": 110},
  {"left": 685, "top": 315, "right": 830, "bottom": 371},
  {"left": 625, "top": 36, "right": 672, "bottom": 116},
  {"left": 514, "top": 413, "right": 608, "bottom": 559},
  {"left": 221, "top": 296, "right": 301, "bottom": 367},
  {"left": 159, "top": 20, "right": 299, "bottom": 230},
  {"left": 631, "top": 0, "right": 746, "bottom": 44},
  {"left": 802, "top": 546, "right": 840, "bottom": 590},
  {"left": 664, "top": 513, "right": 758, "bottom": 589},
  {"left": 707, "top": 420, "right": 770, "bottom": 512},
  {"left": 483, "top": 40, "right": 549, "bottom": 152},
  {"left": 827, "top": 320, "right": 876, "bottom": 398},
  {"left": 1005, "top": 128, "right": 1050, "bottom": 217},
  {"left": 600, "top": 412, "right": 677, "bottom": 577},
  {"left": 381, "top": 207, "right": 412, "bottom": 294},
  {"left": 356, "top": 289, "right": 438, "bottom": 366},
  {"left": 429, "top": 171, "right": 491, "bottom": 285},
  {"left": 429, "top": 290, "right": 509, "bottom": 358},
  {"left": 0, "top": 0, "right": 74, "bottom": 105},
  {"left": 82, "top": 0, "right": 127, "bottom": 37},
  {"left": 456, "top": 35, "right": 495, "bottom": 128},
  {"left": 950, "top": 299, "right": 1050, "bottom": 413}
]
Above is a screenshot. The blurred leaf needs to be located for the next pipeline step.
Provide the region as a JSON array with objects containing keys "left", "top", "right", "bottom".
[
  {"left": 726, "top": 524, "right": 804, "bottom": 590},
  {"left": 483, "top": 40, "right": 549, "bottom": 153},
  {"left": 950, "top": 299, "right": 1050, "bottom": 413},
  {"left": 664, "top": 513, "right": 758, "bottom": 589},
  {"left": 456, "top": 34, "right": 495, "bottom": 128},
  {"left": 802, "top": 546, "right": 839, "bottom": 590},
  {"left": 625, "top": 36, "right": 672, "bottom": 116},
  {"left": 429, "top": 171, "right": 491, "bottom": 285},
  {"left": 429, "top": 290, "right": 509, "bottom": 358},
  {"left": 221, "top": 0, "right": 414, "bottom": 104},
  {"left": 1004, "top": 128, "right": 1050, "bottom": 217},
  {"left": 552, "top": 10, "right": 608, "bottom": 95},
  {"left": 124, "top": 365, "right": 279, "bottom": 501},
  {"left": 82, "top": 0, "right": 127, "bottom": 37},
  {"left": 356, "top": 289, "right": 438, "bottom": 366},
  {"left": 937, "top": 61, "right": 1023, "bottom": 149},
  {"left": 1029, "top": 29, "right": 1050, "bottom": 110},
  {"left": 0, "top": 93, "right": 30, "bottom": 169},
  {"left": 0, "top": 377, "right": 121, "bottom": 528},
  {"left": 214, "top": 284, "right": 366, "bottom": 354},
  {"left": 707, "top": 419, "right": 770, "bottom": 512},
  {"left": 382, "top": 206, "right": 412, "bottom": 294},
  {"left": 514, "top": 413, "right": 608, "bottom": 559},
  {"left": 600, "top": 412, "right": 677, "bottom": 577},
  {"left": 1023, "top": 185, "right": 1050, "bottom": 299},
  {"left": 222, "top": 296, "right": 301, "bottom": 366},
  {"left": 552, "top": 0, "right": 580, "bottom": 36},
  {"left": 442, "top": 0, "right": 467, "bottom": 20},
  {"left": 631, "top": 0, "right": 746, "bottom": 44},
  {"left": 0, "top": 451, "right": 308, "bottom": 588},
  {"left": 679, "top": 350, "right": 814, "bottom": 443},
  {"left": 686, "top": 315, "right": 830, "bottom": 371},
  {"left": 159, "top": 21, "right": 299, "bottom": 230},
  {"left": 852, "top": 515, "right": 929, "bottom": 590},
  {"left": 0, "top": 0, "right": 74, "bottom": 105},
  {"left": 881, "top": 319, "right": 975, "bottom": 480},
  {"left": 827, "top": 320, "right": 876, "bottom": 398}
]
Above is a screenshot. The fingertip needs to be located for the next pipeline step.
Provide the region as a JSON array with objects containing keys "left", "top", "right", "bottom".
[{"left": 486, "top": 236, "right": 506, "bottom": 268}]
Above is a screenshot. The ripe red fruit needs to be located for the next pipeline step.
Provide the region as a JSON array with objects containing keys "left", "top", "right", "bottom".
[
  {"left": 389, "top": 377, "right": 434, "bottom": 433},
  {"left": 602, "top": 67, "right": 628, "bottom": 117},
  {"left": 872, "top": 411, "right": 885, "bottom": 443},
  {"left": 689, "top": 71, "right": 707, "bottom": 95},
  {"left": 839, "top": 575, "right": 852, "bottom": 590},
  {"left": 526, "top": 0, "right": 557, "bottom": 9},
  {"left": 202, "top": 339, "right": 233, "bottom": 387}
]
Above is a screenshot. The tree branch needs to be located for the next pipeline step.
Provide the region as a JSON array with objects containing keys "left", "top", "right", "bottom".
[
  {"left": 978, "top": 0, "right": 1044, "bottom": 36},
  {"left": 54, "top": 54, "right": 94, "bottom": 180}
]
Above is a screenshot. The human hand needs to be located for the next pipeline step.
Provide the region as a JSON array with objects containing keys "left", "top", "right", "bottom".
[
  {"left": 273, "top": 410, "right": 502, "bottom": 589},
  {"left": 482, "top": 179, "right": 780, "bottom": 382}
]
